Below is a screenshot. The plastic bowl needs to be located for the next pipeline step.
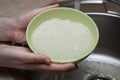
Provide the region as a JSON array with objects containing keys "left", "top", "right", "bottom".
[{"left": 26, "top": 7, "right": 99, "bottom": 63}]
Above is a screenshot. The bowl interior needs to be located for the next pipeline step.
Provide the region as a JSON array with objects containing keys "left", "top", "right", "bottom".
[{"left": 26, "top": 7, "right": 99, "bottom": 62}]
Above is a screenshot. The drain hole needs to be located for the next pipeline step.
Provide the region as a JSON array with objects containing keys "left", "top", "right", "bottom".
[
  {"left": 83, "top": 74, "right": 117, "bottom": 80},
  {"left": 89, "top": 75, "right": 111, "bottom": 80}
]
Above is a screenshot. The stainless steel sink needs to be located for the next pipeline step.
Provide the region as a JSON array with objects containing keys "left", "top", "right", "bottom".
[
  {"left": 31, "top": 13, "right": 120, "bottom": 80},
  {"left": 62, "top": 13, "right": 120, "bottom": 80},
  {"left": 88, "top": 13, "right": 120, "bottom": 51},
  {"left": 31, "top": 0, "right": 120, "bottom": 80}
]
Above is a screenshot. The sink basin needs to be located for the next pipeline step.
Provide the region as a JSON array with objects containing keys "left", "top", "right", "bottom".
[
  {"left": 62, "top": 13, "right": 120, "bottom": 80},
  {"left": 31, "top": 13, "right": 120, "bottom": 80}
]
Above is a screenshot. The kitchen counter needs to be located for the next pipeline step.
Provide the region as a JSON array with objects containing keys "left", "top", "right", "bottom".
[{"left": 0, "top": 0, "right": 67, "bottom": 18}]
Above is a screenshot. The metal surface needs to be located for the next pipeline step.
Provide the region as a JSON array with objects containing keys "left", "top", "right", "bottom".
[
  {"left": 31, "top": 13, "right": 120, "bottom": 80},
  {"left": 80, "top": 0, "right": 104, "bottom": 4},
  {"left": 64, "top": 13, "right": 120, "bottom": 80},
  {"left": 109, "top": 0, "right": 120, "bottom": 6},
  {"left": 31, "top": 0, "right": 120, "bottom": 80},
  {"left": 60, "top": 0, "right": 120, "bottom": 16}
]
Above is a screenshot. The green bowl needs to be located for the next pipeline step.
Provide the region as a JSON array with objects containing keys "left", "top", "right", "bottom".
[{"left": 26, "top": 7, "right": 99, "bottom": 63}]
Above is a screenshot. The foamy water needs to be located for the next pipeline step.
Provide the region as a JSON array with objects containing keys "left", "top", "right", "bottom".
[{"left": 31, "top": 18, "right": 94, "bottom": 62}]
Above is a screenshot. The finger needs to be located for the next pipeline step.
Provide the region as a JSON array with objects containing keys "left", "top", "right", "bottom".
[
  {"left": 21, "top": 63, "right": 76, "bottom": 72},
  {"left": 22, "top": 53, "right": 51, "bottom": 64},
  {"left": 43, "top": 63, "right": 76, "bottom": 72},
  {"left": 18, "top": 4, "right": 59, "bottom": 29},
  {"left": 16, "top": 47, "right": 51, "bottom": 64},
  {"left": 2, "top": 45, "right": 51, "bottom": 64}
]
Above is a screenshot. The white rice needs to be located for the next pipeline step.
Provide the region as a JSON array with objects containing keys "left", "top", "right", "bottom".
[{"left": 31, "top": 18, "right": 94, "bottom": 62}]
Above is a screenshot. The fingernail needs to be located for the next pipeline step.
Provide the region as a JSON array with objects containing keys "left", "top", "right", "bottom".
[
  {"left": 45, "top": 58, "right": 51, "bottom": 64},
  {"left": 51, "top": 4, "right": 59, "bottom": 8},
  {"left": 54, "top": 4, "right": 59, "bottom": 7},
  {"left": 70, "top": 63, "right": 79, "bottom": 70},
  {"left": 71, "top": 65, "right": 79, "bottom": 72},
  {"left": 67, "top": 63, "right": 75, "bottom": 69}
]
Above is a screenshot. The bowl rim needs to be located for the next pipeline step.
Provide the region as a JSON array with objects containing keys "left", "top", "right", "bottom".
[{"left": 26, "top": 7, "right": 99, "bottom": 63}]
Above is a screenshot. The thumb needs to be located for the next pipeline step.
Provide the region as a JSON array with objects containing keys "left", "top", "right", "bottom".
[{"left": 18, "top": 4, "right": 59, "bottom": 30}]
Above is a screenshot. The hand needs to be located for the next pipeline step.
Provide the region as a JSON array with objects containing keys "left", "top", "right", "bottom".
[
  {"left": 0, "top": 44, "right": 76, "bottom": 72},
  {"left": 0, "top": 4, "right": 59, "bottom": 43},
  {"left": 0, "top": 4, "right": 76, "bottom": 72}
]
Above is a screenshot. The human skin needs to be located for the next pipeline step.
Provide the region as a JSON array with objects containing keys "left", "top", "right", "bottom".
[{"left": 0, "top": 4, "right": 76, "bottom": 72}]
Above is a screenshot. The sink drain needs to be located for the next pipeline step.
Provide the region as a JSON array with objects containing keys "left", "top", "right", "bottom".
[
  {"left": 89, "top": 75, "right": 112, "bottom": 80},
  {"left": 83, "top": 73, "right": 117, "bottom": 80}
]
